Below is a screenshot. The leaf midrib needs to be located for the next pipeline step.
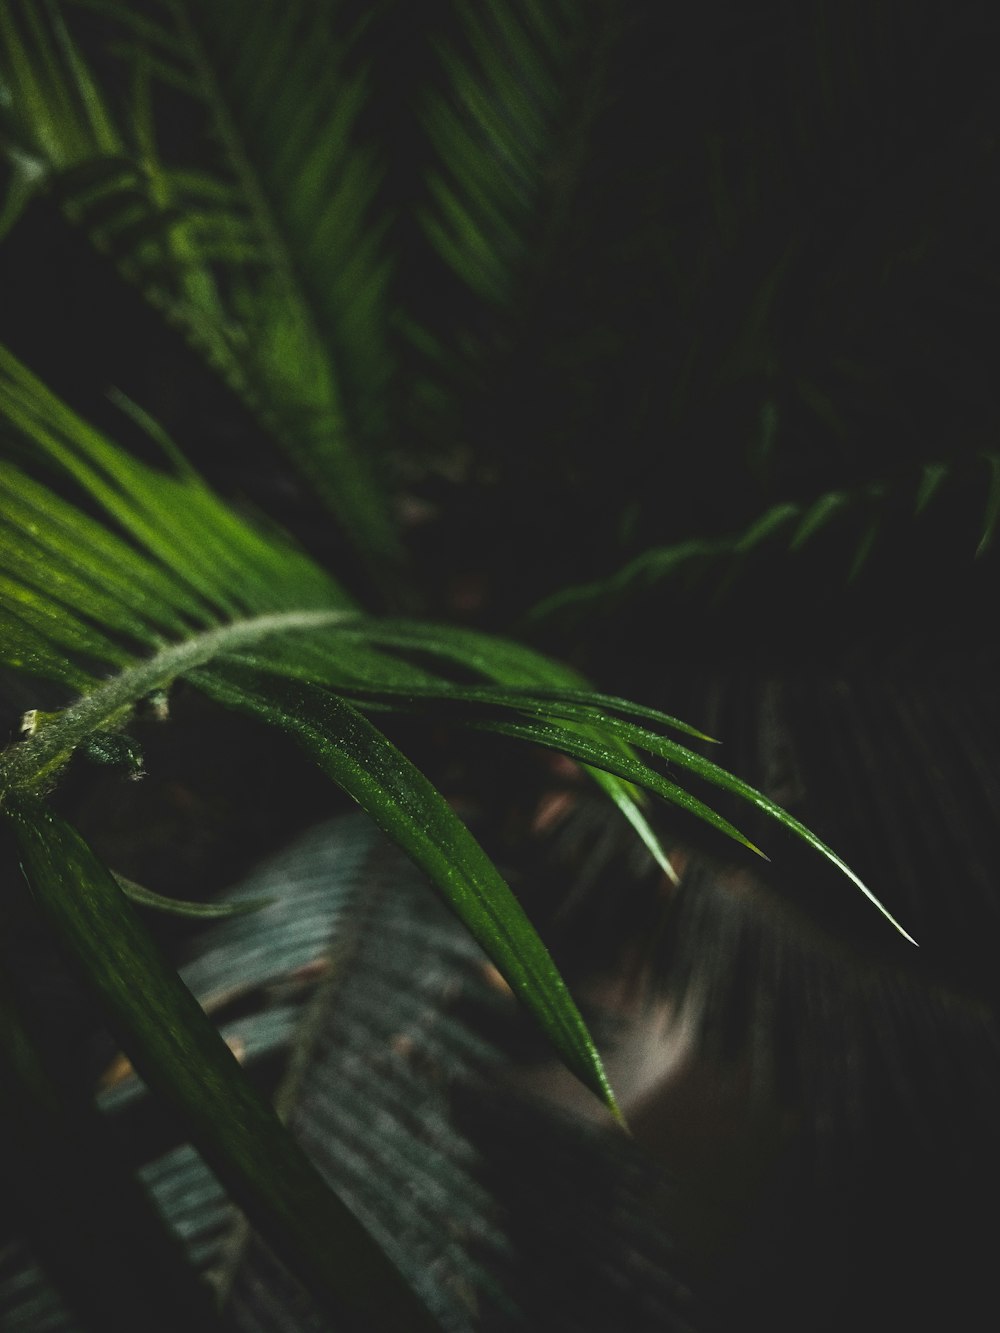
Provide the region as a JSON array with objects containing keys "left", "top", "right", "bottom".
[{"left": 0, "top": 607, "right": 351, "bottom": 796}]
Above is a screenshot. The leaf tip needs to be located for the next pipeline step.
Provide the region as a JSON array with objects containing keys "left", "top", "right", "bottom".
[
  {"left": 691, "top": 727, "right": 720, "bottom": 744},
  {"left": 608, "top": 1097, "right": 631, "bottom": 1134}
]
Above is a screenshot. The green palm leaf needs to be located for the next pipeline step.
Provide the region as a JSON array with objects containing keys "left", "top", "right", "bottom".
[
  {"left": 0, "top": 346, "right": 620, "bottom": 1112},
  {"left": 0, "top": 343, "right": 911, "bottom": 1127}
]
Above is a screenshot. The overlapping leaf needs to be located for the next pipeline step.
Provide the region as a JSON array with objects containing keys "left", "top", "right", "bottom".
[
  {"left": 0, "top": 343, "right": 912, "bottom": 1153},
  {"left": 0, "top": 348, "right": 628, "bottom": 1116}
]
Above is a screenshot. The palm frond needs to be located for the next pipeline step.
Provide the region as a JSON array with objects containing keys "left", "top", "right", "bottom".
[
  {"left": 0, "top": 336, "right": 645, "bottom": 1316},
  {"left": 0, "top": 344, "right": 912, "bottom": 1119},
  {"left": 0, "top": 345, "right": 618, "bottom": 1115},
  {"left": 0, "top": 0, "right": 401, "bottom": 582},
  {"left": 528, "top": 450, "right": 1000, "bottom": 627}
]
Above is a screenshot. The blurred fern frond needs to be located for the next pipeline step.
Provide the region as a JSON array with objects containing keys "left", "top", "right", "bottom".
[
  {"left": 0, "top": 0, "right": 400, "bottom": 580},
  {"left": 528, "top": 450, "right": 1000, "bottom": 628}
]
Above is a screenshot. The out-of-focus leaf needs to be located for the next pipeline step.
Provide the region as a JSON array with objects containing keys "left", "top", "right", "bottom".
[
  {"left": 790, "top": 492, "right": 848, "bottom": 550},
  {"left": 528, "top": 451, "right": 1000, "bottom": 626}
]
